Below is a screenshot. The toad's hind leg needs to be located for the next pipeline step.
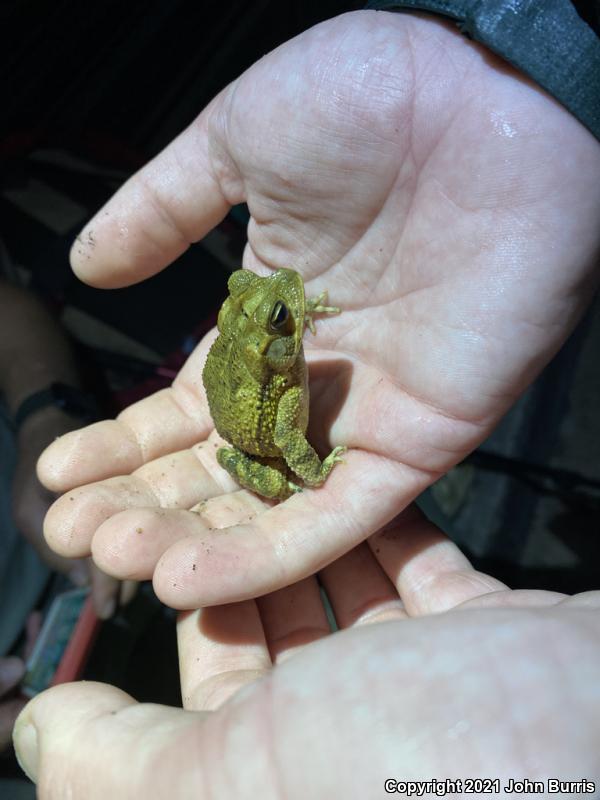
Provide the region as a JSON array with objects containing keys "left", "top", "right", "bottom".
[
  {"left": 274, "top": 388, "right": 346, "bottom": 487},
  {"left": 217, "top": 447, "right": 301, "bottom": 500}
]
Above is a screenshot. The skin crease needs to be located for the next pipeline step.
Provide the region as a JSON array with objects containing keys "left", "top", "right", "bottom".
[{"left": 12, "top": 9, "right": 600, "bottom": 797}]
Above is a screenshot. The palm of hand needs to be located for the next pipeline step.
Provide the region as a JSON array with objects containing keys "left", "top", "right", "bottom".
[
  {"left": 209, "top": 11, "right": 600, "bottom": 490},
  {"left": 39, "top": 12, "right": 600, "bottom": 608}
]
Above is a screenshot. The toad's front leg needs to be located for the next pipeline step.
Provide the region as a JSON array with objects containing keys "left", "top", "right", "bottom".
[
  {"left": 304, "top": 289, "right": 340, "bottom": 334},
  {"left": 274, "top": 388, "right": 346, "bottom": 488}
]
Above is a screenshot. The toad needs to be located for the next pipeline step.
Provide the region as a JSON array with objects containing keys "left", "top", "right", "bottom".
[{"left": 202, "top": 268, "right": 345, "bottom": 499}]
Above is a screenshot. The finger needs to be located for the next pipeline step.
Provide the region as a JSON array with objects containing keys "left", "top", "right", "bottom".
[
  {"left": 369, "top": 505, "right": 508, "bottom": 615},
  {"left": 178, "top": 605, "right": 270, "bottom": 711},
  {"left": 70, "top": 96, "right": 234, "bottom": 288},
  {"left": 44, "top": 431, "right": 235, "bottom": 560},
  {"left": 178, "top": 492, "right": 273, "bottom": 709},
  {"left": 13, "top": 682, "right": 209, "bottom": 791},
  {"left": 68, "top": 558, "right": 93, "bottom": 587},
  {"left": 187, "top": 491, "right": 330, "bottom": 665},
  {"left": 319, "top": 542, "right": 406, "bottom": 628},
  {"left": 89, "top": 487, "right": 262, "bottom": 584},
  {"left": 149, "top": 451, "right": 429, "bottom": 608},
  {"left": 44, "top": 475, "right": 159, "bottom": 558},
  {"left": 256, "top": 578, "right": 330, "bottom": 664},
  {"left": 119, "top": 579, "right": 139, "bottom": 607},
  {"left": 559, "top": 591, "right": 600, "bottom": 609},
  {"left": 37, "top": 331, "right": 217, "bottom": 493},
  {"left": 89, "top": 564, "right": 122, "bottom": 620},
  {"left": 11, "top": 478, "right": 87, "bottom": 577},
  {"left": 458, "top": 589, "right": 567, "bottom": 610},
  {"left": 89, "top": 508, "right": 214, "bottom": 582}
]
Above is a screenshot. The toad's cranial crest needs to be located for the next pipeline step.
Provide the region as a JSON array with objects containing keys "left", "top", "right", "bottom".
[{"left": 202, "top": 267, "right": 346, "bottom": 499}]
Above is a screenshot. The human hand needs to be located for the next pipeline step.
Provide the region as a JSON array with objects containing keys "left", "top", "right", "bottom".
[
  {"left": 13, "top": 501, "right": 600, "bottom": 795},
  {"left": 39, "top": 11, "right": 600, "bottom": 608},
  {"left": 13, "top": 407, "right": 136, "bottom": 619}
]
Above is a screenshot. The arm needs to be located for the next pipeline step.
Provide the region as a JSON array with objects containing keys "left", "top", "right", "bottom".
[
  {"left": 0, "top": 280, "right": 132, "bottom": 616},
  {"left": 0, "top": 280, "right": 84, "bottom": 574},
  {"left": 0, "top": 279, "right": 80, "bottom": 421}
]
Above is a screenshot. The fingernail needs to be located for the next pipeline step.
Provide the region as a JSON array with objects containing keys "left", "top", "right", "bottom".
[
  {"left": 13, "top": 717, "right": 39, "bottom": 783},
  {"left": 98, "top": 596, "right": 116, "bottom": 620},
  {"left": 0, "top": 656, "right": 25, "bottom": 687}
]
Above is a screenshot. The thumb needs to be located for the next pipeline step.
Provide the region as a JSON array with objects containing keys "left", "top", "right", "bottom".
[
  {"left": 14, "top": 681, "right": 305, "bottom": 799},
  {"left": 70, "top": 96, "right": 234, "bottom": 289},
  {"left": 13, "top": 683, "right": 210, "bottom": 797}
]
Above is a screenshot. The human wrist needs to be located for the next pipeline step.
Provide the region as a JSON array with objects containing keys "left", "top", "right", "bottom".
[
  {"left": 16, "top": 403, "right": 82, "bottom": 441},
  {"left": 13, "top": 383, "right": 99, "bottom": 439},
  {"left": 5, "top": 360, "right": 79, "bottom": 415}
]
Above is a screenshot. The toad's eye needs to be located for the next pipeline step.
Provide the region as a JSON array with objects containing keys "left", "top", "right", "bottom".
[{"left": 270, "top": 301, "right": 289, "bottom": 331}]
